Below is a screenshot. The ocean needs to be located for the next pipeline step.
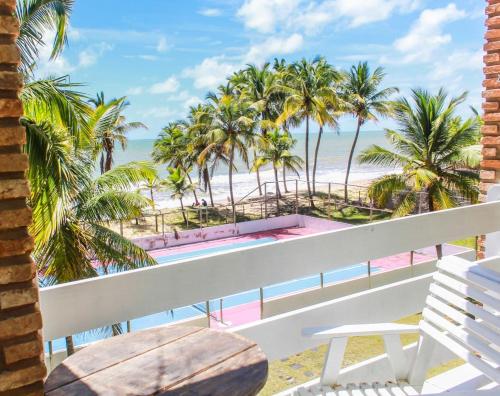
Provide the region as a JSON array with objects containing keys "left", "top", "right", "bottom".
[{"left": 114, "top": 130, "right": 394, "bottom": 208}]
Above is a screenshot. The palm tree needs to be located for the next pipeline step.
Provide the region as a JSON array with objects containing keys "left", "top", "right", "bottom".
[
  {"left": 152, "top": 122, "right": 200, "bottom": 204},
  {"left": 29, "top": 125, "right": 157, "bottom": 351},
  {"left": 280, "top": 133, "right": 302, "bottom": 193},
  {"left": 235, "top": 63, "right": 280, "bottom": 195},
  {"left": 358, "top": 89, "right": 480, "bottom": 258},
  {"left": 16, "top": 0, "right": 73, "bottom": 75},
  {"left": 311, "top": 59, "right": 343, "bottom": 195},
  {"left": 342, "top": 62, "right": 398, "bottom": 202},
  {"left": 164, "top": 167, "right": 194, "bottom": 224},
  {"left": 252, "top": 129, "right": 303, "bottom": 198},
  {"left": 90, "top": 93, "right": 147, "bottom": 174},
  {"left": 202, "top": 93, "right": 256, "bottom": 218},
  {"left": 277, "top": 57, "right": 340, "bottom": 206}
]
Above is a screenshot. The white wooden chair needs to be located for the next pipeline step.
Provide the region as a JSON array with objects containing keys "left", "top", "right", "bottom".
[{"left": 296, "top": 256, "right": 500, "bottom": 395}]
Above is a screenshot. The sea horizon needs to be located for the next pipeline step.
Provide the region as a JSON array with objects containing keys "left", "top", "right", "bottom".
[{"left": 115, "top": 130, "right": 396, "bottom": 209}]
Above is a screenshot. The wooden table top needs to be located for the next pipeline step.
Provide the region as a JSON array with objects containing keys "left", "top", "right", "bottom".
[{"left": 44, "top": 325, "right": 268, "bottom": 396}]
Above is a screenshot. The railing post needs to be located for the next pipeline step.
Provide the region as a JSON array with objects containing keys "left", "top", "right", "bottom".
[
  {"left": 161, "top": 213, "right": 165, "bottom": 237},
  {"left": 410, "top": 250, "right": 414, "bottom": 276},
  {"left": 328, "top": 183, "right": 332, "bottom": 218},
  {"left": 199, "top": 208, "right": 202, "bottom": 229},
  {"left": 295, "top": 179, "right": 299, "bottom": 214},
  {"left": 259, "top": 287, "right": 264, "bottom": 319},
  {"left": 219, "top": 299, "right": 224, "bottom": 324},
  {"left": 206, "top": 301, "right": 211, "bottom": 328},
  {"left": 320, "top": 272, "right": 324, "bottom": 288},
  {"left": 367, "top": 260, "right": 371, "bottom": 288},
  {"left": 264, "top": 183, "right": 267, "bottom": 218},
  {"left": 126, "top": 320, "right": 131, "bottom": 333}
]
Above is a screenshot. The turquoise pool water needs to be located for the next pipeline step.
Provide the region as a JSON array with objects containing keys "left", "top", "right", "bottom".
[{"left": 46, "top": 237, "right": 379, "bottom": 352}]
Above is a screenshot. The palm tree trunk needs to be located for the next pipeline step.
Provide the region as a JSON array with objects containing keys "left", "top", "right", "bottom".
[
  {"left": 254, "top": 149, "right": 262, "bottom": 196},
  {"left": 150, "top": 188, "right": 154, "bottom": 206},
  {"left": 312, "top": 126, "right": 323, "bottom": 196},
  {"left": 65, "top": 336, "right": 75, "bottom": 356},
  {"left": 283, "top": 164, "right": 288, "bottom": 193},
  {"left": 204, "top": 167, "right": 214, "bottom": 207},
  {"left": 305, "top": 115, "right": 314, "bottom": 207},
  {"left": 104, "top": 147, "right": 113, "bottom": 173},
  {"left": 344, "top": 118, "right": 362, "bottom": 203},
  {"left": 273, "top": 164, "right": 281, "bottom": 198},
  {"left": 100, "top": 153, "right": 105, "bottom": 175},
  {"left": 427, "top": 193, "right": 443, "bottom": 259},
  {"left": 229, "top": 144, "right": 236, "bottom": 220},
  {"left": 185, "top": 172, "right": 199, "bottom": 205},
  {"left": 180, "top": 198, "right": 187, "bottom": 223}
]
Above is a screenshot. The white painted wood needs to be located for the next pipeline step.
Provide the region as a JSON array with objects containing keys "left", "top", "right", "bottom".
[
  {"left": 233, "top": 274, "right": 433, "bottom": 361},
  {"left": 486, "top": 185, "right": 500, "bottom": 258},
  {"left": 432, "top": 273, "right": 500, "bottom": 312},
  {"left": 321, "top": 337, "right": 348, "bottom": 386},
  {"left": 419, "top": 320, "right": 500, "bottom": 384},
  {"left": 40, "top": 201, "right": 500, "bottom": 340},
  {"left": 437, "top": 258, "right": 500, "bottom": 294},
  {"left": 383, "top": 334, "right": 408, "bottom": 380},
  {"left": 303, "top": 324, "right": 419, "bottom": 339}
]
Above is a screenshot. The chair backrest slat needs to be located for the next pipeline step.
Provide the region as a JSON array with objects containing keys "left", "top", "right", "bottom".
[
  {"left": 433, "top": 272, "right": 500, "bottom": 312},
  {"left": 418, "top": 256, "right": 500, "bottom": 385}
]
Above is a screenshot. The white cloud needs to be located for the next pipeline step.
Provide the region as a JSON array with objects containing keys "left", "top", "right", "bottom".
[
  {"left": 430, "top": 49, "right": 482, "bottom": 81},
  {"left": 143, "top": 106, "right": 177, "bottom": 119},
  {"left": 78, "top": 42, "right": 113, "bottom": 67},
  {"left": 237, "top": 0, "right": 420, "bottom": 34},
  {"left": 183, "top": 57, "right": 240, "bottom": 89},
  {"left": 237, "top": 0, "right": 300, "bottom": 34},
  {"left": 394, "top": 3, "right": 466, "bottom": 63},
  {"left": 245, "top": 33, "right": 304, "bottom": 64},
  {"left": 35, "top": 28, "right": 112, "bottom": 76},
  {"left": 198, "top": 8, "right": 222, "bottom": 17},
  {"left": 150, "top": 76, "right": 180, "bottom": 94},
  {"left": 126, "top": 86, "right": 144, "bottom": 95},
  {"left": 156, "top": 36, "right": 170, "bottom": 53}
]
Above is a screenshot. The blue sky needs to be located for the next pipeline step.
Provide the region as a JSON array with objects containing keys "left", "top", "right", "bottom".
[{"left": 36, "top": 0, "right": 484, "bottom": 139}]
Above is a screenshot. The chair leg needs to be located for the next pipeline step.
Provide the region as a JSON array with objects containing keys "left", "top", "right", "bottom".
[
  {"left": 408, "top": 334, "right": 435, "bottom": 386},
  {"left": 320, "top": 337, "right": 348, "bottom": 387},
  {"left": 383, "top": 334, "right": 409, "bottom": 381}
]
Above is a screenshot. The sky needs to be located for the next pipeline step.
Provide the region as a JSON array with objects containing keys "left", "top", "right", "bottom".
[{"left": 36, "top": 0, "right": 484, "bottom": 140}]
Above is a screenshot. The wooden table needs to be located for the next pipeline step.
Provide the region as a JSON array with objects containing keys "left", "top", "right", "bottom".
[{"left": 44, "top": 326, "right": 268, "bottom": 395}]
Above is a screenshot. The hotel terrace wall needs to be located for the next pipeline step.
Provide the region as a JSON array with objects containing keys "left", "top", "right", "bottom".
[{"left": 0, "top": 0, "right": 46, "bottom": 394}]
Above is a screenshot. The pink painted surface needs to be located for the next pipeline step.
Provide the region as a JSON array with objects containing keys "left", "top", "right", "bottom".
[{"left": 145, "top": 218, "right": 469, "bottom": 328}]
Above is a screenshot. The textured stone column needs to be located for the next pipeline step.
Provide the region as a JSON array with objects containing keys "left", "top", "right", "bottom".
[{"left": 0, "top": 0, "right": 46, "bottom": 394}]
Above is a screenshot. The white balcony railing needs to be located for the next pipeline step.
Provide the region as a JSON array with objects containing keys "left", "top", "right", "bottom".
[{"left": 40, "top": 195, "right": 500, "bottom": 370}]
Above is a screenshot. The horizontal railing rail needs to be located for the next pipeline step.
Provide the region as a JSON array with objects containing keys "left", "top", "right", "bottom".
[{"left": 40, "top": 200, "right": 500, "bottom": 341}]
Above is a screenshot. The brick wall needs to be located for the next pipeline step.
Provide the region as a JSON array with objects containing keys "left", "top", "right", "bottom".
[
  {"left": 0, "top": 0, "right": 46, "bottom": 394},
  {"left": 483, "top": 1, "right": 500, "bottom": 196}
]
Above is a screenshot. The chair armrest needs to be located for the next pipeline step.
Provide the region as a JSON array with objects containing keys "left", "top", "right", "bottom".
[{"left": 302, "top": 323, "right": 419, "bottom": 339}]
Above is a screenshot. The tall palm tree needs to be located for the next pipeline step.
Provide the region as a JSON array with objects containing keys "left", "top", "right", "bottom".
[
  {"left": 252, "top": 129, "right": 303, "bottom": 198},
  {"left": 277, "top": 57, "right": 340, "bottom": 206},
  {"left": 280, "top": 133, "right": 302, "bottom": 193},
  {"left": 235, "top": 63, "right": 280, "bottom": 195},
  {"left": 164, "top": 167, "right": 194, "bottom": 224},
  {"left": 186, "top": 104, "right": 223, "bottom": 207},
  {"left": 358, "top": 89, "right": 480, "bottom": 258},
  {"left": 311, "top": 59, "right": 343, "bottom": 195},
  {"left": 342, "top": 62, "right": 398, "bottom": 202},
  {"left": 90, "top": 93, "right": 147, "bottom": 174},
  {"left": 201, "top": 93, "right": 256, "bottom": 217},
  {"left": 152, "top": 121, "right": 200, "bottom": 204}
]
